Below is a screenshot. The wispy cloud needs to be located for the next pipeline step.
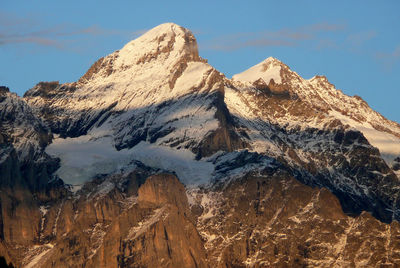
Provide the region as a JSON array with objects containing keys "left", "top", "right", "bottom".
[
  {"left": 0, "top": 12, "right": 143, "bottom": 50},
  {"left": 315, "top": 38, "right": 339, "bottom": 50},
  {"left": 375, "top": 45, "right": 400, "bottom": 70},
  {"left": 202, "top": 22, "right": 346, "bottom": 51},
  {"left": 0, "top": 11, "right": 39, "bottom": 28},
  {"left": 0, "top": 25, "right": 102, "bottom": 48},
  {"left": 347, "top": 30, "right": 377, "bottom": 47},
  {"left": 202, "top": 22, "right": 391, "bottom": 71},
  {"left": 204, "top": 32, "right": 296, "bottom": 51}
]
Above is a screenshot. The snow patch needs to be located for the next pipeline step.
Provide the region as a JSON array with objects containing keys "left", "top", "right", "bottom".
[
  {"left": 24, "top": 244, "right": 54, "bottom": 268},
  {"left": 39, "top": 206, "right": 48, "bottom": 216},
  {"left": 126, "top": 206, "right": 166, "bottom": 240},
  {"left": 329, "top": 110, "right": 400, "bottom": 165},
  {"left": 46, "top": 135, "right": 215, "bottom": 188},
  {"left": 39, "top": 206, "right": 49, "bottom": 241},
  {"left": 46, "top": 135, "right": 134, "bottom": 189},
  {"left": 130, "top": 141, "right": 214, "bottom": 186},
  {"left": 87, "top": 223, "right": 108, "bottom": 259}
]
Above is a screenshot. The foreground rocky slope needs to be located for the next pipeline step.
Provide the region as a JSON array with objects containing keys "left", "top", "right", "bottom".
[
  {"left": 1, "top": 23, "right": 400, "bottom": 267},
  {"left": 4, "top": 171, "right": 400, "bottom": 267},
  {"left": 193, "top": 172, "right": 400, "bottom": 267}
]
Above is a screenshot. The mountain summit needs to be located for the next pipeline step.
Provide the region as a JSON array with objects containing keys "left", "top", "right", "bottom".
[
  {"left": 1, "top": 23, "right": 400, "bottom": 267},
  {"left": 78, "top": 23, "right": 201, "bottom": 85},
  {"left": 231, "top": 55, "right": 400, "bottom": 165},
  {"left": 233, "top": 57, "right": 286, "bottom": 85}
]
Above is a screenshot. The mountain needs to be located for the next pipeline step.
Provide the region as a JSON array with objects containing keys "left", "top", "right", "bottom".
[
  {"left": 228, "top": 57, "right": 400, "bottom": 222},
  {"left": 0, "top": 85, "right": 60, "bottom": 189},
  {"left": 1, "top": 23, "right": 400, "bottom": 267}
]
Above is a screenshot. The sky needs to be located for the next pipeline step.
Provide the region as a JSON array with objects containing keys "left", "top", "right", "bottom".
[{"left": 1, "top": 0, "right": 399, "bottom": 122}]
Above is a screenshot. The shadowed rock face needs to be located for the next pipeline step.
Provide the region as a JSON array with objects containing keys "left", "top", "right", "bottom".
[
  {"left": 0, "top": 88, "right": 58, "bottom": 191},
  {"left": 393, "top": 157, "right": 400, "bottom": 171},
  {"left": 0, "top": 86, "right": 10, "bottom": 94},
  {"left": 194, "top": 91, "right": 249, "bottom": 159}
]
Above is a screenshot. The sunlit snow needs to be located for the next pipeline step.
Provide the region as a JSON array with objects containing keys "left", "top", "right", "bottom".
[{"left": 232, "top": 57, "right": 282, "bottom": 84}]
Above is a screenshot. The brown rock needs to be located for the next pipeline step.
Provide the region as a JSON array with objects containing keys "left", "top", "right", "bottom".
[{"left": 138, "top": 174, "right": 188, "bottom": 211}]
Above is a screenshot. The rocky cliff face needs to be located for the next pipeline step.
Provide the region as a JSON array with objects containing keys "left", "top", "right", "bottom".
[
  {"left": 1, "top": 23, "right": 400, "bottom": 267},
  {"left": 191, "top": 172, "right": 400, "bottom": 267},
  {"left": 5, "top": 170, "right": 400, "bottom": 267},
  {"left": 17, "top": 171, "right": 208, "bottom": 268},
  {"left": 0, "top": 87, "right": 59, "bottom": 191},
  {"left": 0, "top": 87, "right": 66, "bottom": 267}
]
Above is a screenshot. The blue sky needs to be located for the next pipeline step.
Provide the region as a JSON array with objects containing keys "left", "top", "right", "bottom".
[{"left": 1, "top": 0, "right": 399, "bottom": 122}]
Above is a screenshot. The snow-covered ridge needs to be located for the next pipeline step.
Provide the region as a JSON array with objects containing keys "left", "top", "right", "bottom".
[
  {"left": 0, "top": 90, "right": 51, "bottom": 161},
  {"left": 78, "top": 23, "right": 202, "bottom": 85},
  {"left": 232, "top": 57, "right": 283, "bottom": 85},
  {"left": 24, "top": 22, "right": 227, "bottom": 153},
  {"left": 22, "top": 23, "right": 399, "bottom": 172},
  {"left": 230, "top": 57, "right": 400, "bottom": 165}
]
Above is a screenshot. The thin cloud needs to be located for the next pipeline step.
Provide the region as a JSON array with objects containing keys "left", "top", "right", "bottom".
[
  {"left": 209, "top": 39, "right": 295, "bottom": 51},
  {"left": 376, "top": 45, "right": 400, "bottom": 70},
  {"left": 204, "top": 32, "right": 296, "bottom": 51},
  {"left": 202, "top": 22, "right": 346, "bottom": 51},
  {"left": 316, "top": 38, "right": 339, "bottom": 50},
  {"left": 0, "top": 25, "right": 103, "bottom": 48},
  {"left": 0, "top": 11, "right": 39, "bottom": 27},
  {"left": 347, "top": 30, "right": 377, "bottom": 47},
  {"left": 0, "top": 36, "right": 64, "bottom": 48},
  {"left": 0, "top": 12, "right": 143, "bottom": 50}
]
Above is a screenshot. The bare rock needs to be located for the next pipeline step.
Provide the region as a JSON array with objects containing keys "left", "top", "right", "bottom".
[{"left": 138, "top": 173, "right": 189, "bottom": 211}]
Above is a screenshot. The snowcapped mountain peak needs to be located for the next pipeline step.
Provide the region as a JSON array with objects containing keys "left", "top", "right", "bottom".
[
  {"left": 228, "top": 54, "right": 400, "bottom": 168},
  {"left": 116, "top": 22, "right": 200, "bottom": 68},
  {"left": 76, "top": 23, "right": 202, "bottom": 86},
  {"left": 132, "top": 22, "right": 186, "bottom": 39},
  {"left": 27, "top": 22, "right": 215, "bottom": 117},
  {"left": 309, "top": 74, "right": 328, "bottom": 81},
  {"left": 232, "top": 56, "right": 294, "bottom": 87},
  {"left": 23, "top": 23, "right": 238, "bottom": 179},
  {"left": 133, "top": 22, "right": 191, "bottom": 41},
  {"left": 22, "top": 23, "right": 400, "bottom": 191},
  {"left": 308, "top": 75, "right": 333, "bottom": 87},
  {"left": 264, "top": 56, "right": 282, "bottom": 64},
  {"left": 125, "top": 22, "right": 196, "bottom": 48}
]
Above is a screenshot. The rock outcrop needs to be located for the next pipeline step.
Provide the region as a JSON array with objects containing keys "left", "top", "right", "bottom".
[
  {"left": 191, "top": 170, "right": 400, "bottom": 267},
  {"left": 17, "top": 172, "right": 207, "bottom": 268}
]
